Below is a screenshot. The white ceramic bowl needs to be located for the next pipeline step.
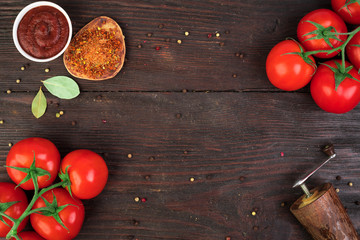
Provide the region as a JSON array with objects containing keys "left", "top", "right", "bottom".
[{"left": 13, "top": 1, "right": 72, "bottom": 62}]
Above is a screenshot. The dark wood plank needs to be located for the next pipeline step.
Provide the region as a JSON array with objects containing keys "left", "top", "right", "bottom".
[
  {"left": 1, "top": 92, "right": 360, "bottom": 239},
  {"left": 0, "top": 0, "right": 331, "bottom": 92}
]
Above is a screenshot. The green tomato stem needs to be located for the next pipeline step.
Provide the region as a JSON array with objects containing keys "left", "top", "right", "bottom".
[{"left": 5, "top": 174, "right": 69, "bottom": 239}]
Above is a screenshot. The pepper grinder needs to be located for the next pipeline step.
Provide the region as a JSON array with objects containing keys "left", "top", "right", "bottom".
[{"left": 290, "top": 144, "right": 359, "bottom": 240}]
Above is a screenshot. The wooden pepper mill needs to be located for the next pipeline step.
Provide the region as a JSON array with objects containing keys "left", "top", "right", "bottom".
[{"left": 290, "top": 144, "right": 359, "bottom": 240}]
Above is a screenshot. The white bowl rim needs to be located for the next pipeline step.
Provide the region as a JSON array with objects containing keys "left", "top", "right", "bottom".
[{"left": 13, "top": 1, "right": 72, "bottom": 63}]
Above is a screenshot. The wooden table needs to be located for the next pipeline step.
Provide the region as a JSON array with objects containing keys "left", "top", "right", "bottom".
[{"left": 1, "top": 0, "right": 359, "bottom": 239}]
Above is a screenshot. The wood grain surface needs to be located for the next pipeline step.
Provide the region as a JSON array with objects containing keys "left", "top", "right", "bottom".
[{"left": 0, "top": 0, "right": 360, "bottom": 240}]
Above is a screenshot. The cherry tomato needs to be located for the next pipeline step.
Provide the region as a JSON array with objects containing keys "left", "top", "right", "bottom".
[
  {"left": 6, "top": 137, "right": 61, "bottom": 190},
  {"left": 332, "top": 0, "right": 360, "bottom": 24},
  {"left": 297, "top": 9, "right": 347, "bottom": 58},
  {"left": 310, "top": 60, "right": 360, "bottom": 114},
  {"left": 30, "top": 188, "right": 85, "bottom": 240},
  {"left": 0, "top": 182, "right": 28, "bottom": 237},
  {"left": 11, "top": 231, "right": 45, "bottom": 240},
  {"left": 266, "top": 40, "right": 316, "bottom": 91},
  {"left": 346, "top": 31, "right": 360, "bottom": 70},
  {"left": 60, "top": 149, "right": 108, "bottom": 199}
]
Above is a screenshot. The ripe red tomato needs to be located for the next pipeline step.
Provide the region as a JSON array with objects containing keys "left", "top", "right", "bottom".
[
  {"left": 346, "top": 31, "right": 360, "bottom": 70},
  {"left": 310, "top": 60, "right": 360, "bottom": 113},
  {"left": 60, "top": 149, "right": 108, "bottom": 199},
  {"left": 6, "top": 137, "right": 61, "bottom": 190},
  {"left": 297, "top": 9, "right": 347, "bottom": 58},
  {"left": 0, "top": 182, "right": 28, "bottom": 237},
  {"left": 332, "top": 0, "right": 360, "bottom": 24},
  {"left": 266, "top": 40, "right": 316, "bottom": 91},
  {"left": 30, "top": 188, "right": 85, "bottom": 240},
  {"left": 11, "top": 231, "right": 45, "bottom": 240}
]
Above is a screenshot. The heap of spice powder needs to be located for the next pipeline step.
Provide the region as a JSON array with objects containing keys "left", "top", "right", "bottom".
[{"left": 65, "top": 27, "right": 123, "bottom": 79}]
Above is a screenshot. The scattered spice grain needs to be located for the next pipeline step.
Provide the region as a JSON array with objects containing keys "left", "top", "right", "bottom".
[
  {"left": 335, "top": 188, "right": 340, "bottom": 193},
  {"left": 355, "top": 201, "right": 360, "bottom": 205},
  {"left": 71, "top": 121, "right": 77, "bottom": 126},
  {"left": 59, "top": 111, "right": 64, "bottom": 115},
  {"left": 144, "top": 175, "right": 151, "bottom": 181},
  {"left": 149, "top": 156, "right": 155, "bottom": 161},
  {"left": 177, "top": 39, "right": 182, "bottom": 44},
  {"left": 20, "top": 66, "right": 25, "bottom": 71},
  {"left": 225, "top": 237, "right": 231, "bottom": 240},
  {"left": 189, "top": 177, "right": 195, "bottom": 182},
  {"left": 56, "top": 113, "right": 61, "bottom": 118},
  {"left": 8, "top": 143, "right": 13, "bottom": 147},
  {"left": 127, "top": 153, "right": 133, "bottom": 158},
  {"left": 137, "top": 44, "right": 142, "bottom": 48},
  {"left": 225, "top": 30, "right": 230, "bottom": 34},
  {"left": 253, "top": 226, "right": 259, "bottom": 231},
  {"left": 182, "top": 89, "right": 187, "bottom": 93},
  {"left": 141, "top": 197, "right": 147, "bottom": 202},
  {"left": 158, "top": 24, "right": 164, "bottom": 29},
  {"left": 336, "top": 175, "right": 342, "bottom": 181},
  {"left": 133, "top": 220, "right": 139, "bottom": 226},
  {"left": 44, "top": 68, "right": 50, "bottom": 73},
  {"left": 176, "top": 113, "right": 182, "bottom": 119},
  {"left": 239, "top": 176, "right": 245, "bottom": 181},
  {"left": 348, "top": 182, "right": 353, "bottom": 187},
  {"left": 6, "top": 90, "right": 11, "bottom": 94},
  {"left": 16, "top": 79, "right": 21, "bottom": 84},
  {"left": 0, "top": 120, "right": 3, "bottom": 124},
  {"left": 155, "top": 46, "right": 161, "bottom": 51},
  {"left": 185, "top": 31, "right": 189, "bottom": 36},
  {"left": 219, "top": 42, "right": 224, "bottom": 46},
  {"left": 134, "top": 197, "right": 140, "bottom": 202},
  {"left": 232, "top": 74, "right": 237, "bottom": 78},
  {"left": 215, "top": 32, "right": 220, "bottom": 37},
  {"left": 147, "top": 32, "right": 153, "bottom": 37},
  {"left": 102, "top": 119, "right": 107, "bottom": 123}
]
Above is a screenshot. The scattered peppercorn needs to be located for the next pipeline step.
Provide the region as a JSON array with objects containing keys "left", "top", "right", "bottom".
[
  {"left": 281, "top": 202, "right": 286, "bottom": 207},
  {"left": 133, "top": 220, "right": 139, "bottom": 226},
  {"left": 149, "top": 156, "right": 155, "bottom": 161},
  {"left": 225, "top": 30, "right": 230, "bottom": 34},
  {"left": 182, "top": 89, "right": 187, "bottom": 93},
  {"left": 355, "top": 201, "right": 360, "bottom": 205},
  {"left": 219, "top": 42, "right": 224, "bottom": 46},
  {"left": 177, "top": 39, "right": 182, "bottom": 44},
  {"left": 348, "top": 182, "right": 353, "bottom": 187},
  {"left": 165, "top": 38, "right": 171, "bottom": 42},
  {"left": 253, "top": 226, "right": 259, "bottom": 231},
  {"left": 158, "top": 24, "right": 164, "bottom": 29},
  {"left": 336, "top": 175, "right": 342, "bottom": 181},
  {"left": 239, "top": 176, "right": 245, "bottom": 181},
  {"left": 134, "top": 197, "right": 140, "bottom": 202},
  {"left": 127, "top": 153, "right": 133, "bottom": 158},
  {"left": 155, "top": 46, "right": 161, "bottom": 51},
  {"left": 137, "top": 44, "right": 142, "bottom": 48},
  {"left": 147, "top": 33, "right": 153, "bottom": 37},
  {"left": 225, "top": 237, "right": 231, "bottom": 240},
  {"left": 144, "top": 175, "right": 151, "bottom": 181},
  {"left": 232, "top": 74, "right": 237, "bottom": 78},
  {"left": 44, "top": 68, "right": 50, "bottom": 73},
  {"left": 6, "top": 90, "right": 11, "bottom": 94},
  {"left": 16, "top": 79, "right": 21, "bottom": 84},
  {"left": 184, "top": 150, "right": 188, "bottom": 154},
  {"left": 176, "top": 113, "right": 182, "bottom": 119},
  {"left": 71, "top": 121, "right": 77, "bottom": 126}
]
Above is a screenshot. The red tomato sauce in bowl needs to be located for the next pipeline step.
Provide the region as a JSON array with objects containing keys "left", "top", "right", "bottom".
[{"left": 17, "top": 6, "right": 69, "bottom": 59}]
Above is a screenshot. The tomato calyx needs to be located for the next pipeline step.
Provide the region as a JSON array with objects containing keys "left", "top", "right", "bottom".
[
  {"left": 321, "top": 61, "right": 360, "bottom": 90},
  {"left": 340, "top": 0, "right": 360, "bottom": 16},
  {"left": 29, "top": 191, "right": 75, "bottom": 233},
  {"left": 302, "top": 20, "right": 343, "bottom": 49},
  {"left": 283, "top": 39, "right": 317, "bottom": 71},
  {"left": 58, "top": 166, "right": 72, "bottom": 198},
  {"left": 5, "top": 153, "right": 51, "bottom": 189},
  {"left": 0, "top": 202, "right": 19, "bottom": 227}
]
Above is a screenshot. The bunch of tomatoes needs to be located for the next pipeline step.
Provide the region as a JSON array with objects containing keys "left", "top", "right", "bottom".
[
  {"left": 266, "top": 0, "right": 360, "bottom": 114},
  {"left": 0, "top": 137, "right": 108, "bottom": 240}
]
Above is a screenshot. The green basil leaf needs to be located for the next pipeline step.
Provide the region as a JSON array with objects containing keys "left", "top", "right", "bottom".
[
  {"left": 32, "top": 87, "right": 47, "bottom": 119},
  {"left": 42, "top": 76, "right": 80, "bottom": 100}
]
